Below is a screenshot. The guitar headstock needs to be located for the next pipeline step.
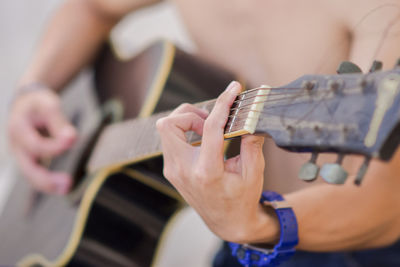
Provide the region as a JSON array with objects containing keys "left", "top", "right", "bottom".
[{"left": 225, "top": 60, "right": 400, "bottom": 185}]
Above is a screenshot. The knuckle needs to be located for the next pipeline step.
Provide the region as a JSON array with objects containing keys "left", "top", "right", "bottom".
[
  {"left": 179, "top": 103, "right": 192, "bottom": 111},
  {"left": 185, "top": 112, "right": 200, "bottom": 121},
  {"left": 163, "top": 163, "right": 188, "bottom": 184},
  {"left": 44, "top": 99, "right": 61, "bottom": 113},
  {"left": 193, "top": 166, "right": 210, "bottom": 181},
  {"left": 163, "top": 166, "right": 176, "bottom": 181},
  {"left": 38, "top": 91, "right": 59, "bottom": 108},
  {"left": 156, "top": 117, "right": 169, "bottom": 131},
  {"left": 163, "top": 167, "right": 172, "bottom": 179}
]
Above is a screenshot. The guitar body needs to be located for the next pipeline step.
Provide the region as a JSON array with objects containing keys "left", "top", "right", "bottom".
[{"left": 0, "top": 40, "right": 236, "bottom": 267}]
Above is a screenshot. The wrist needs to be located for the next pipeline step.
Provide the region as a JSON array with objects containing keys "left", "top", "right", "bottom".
[
  {"left": 16, "top": 82, "right": 51, "bottom": 94},
  {"left": 229, "top": 191, "right": 298, "bottom": 267},
  {"left": 9, "top": 82, "right": 54, "bottom": 109},
  {"left": 12, "top": 82, "right": 51, "bottom": 101},
  {"left": 248, "top": 204, "right": 281, "bottom": 244},
  {"left": 228, "top": 203, "right": 280, "bottom": 244}
]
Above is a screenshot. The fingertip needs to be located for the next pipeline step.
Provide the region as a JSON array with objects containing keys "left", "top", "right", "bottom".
[
  {"left": 52, "top": 173, "right": 72, "bottom": 195},
  {"left": 226, "top": 80, "right": 240, "bottom": 90},
  {"left": 225, "top": 81, "right": 241, "bottom": 95}
]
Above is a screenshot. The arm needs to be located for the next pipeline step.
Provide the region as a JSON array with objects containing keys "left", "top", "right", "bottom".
[
  {"left": 20, "top": 0, "right": 160, "bottom": 90},
  {"left": 283, "top": 4, "right": 400, "bottom": 251},
  {"left": 8, "top": 0, "right": 160, "bottom": 194},
  {"left": 157, "top": 84, "right": 400, "bottom": 252},
  {"left": 156, "top": 8, "right": 400, "bottom": 250}
]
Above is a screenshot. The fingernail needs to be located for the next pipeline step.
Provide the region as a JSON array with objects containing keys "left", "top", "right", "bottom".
[{"left": 226, "top": 81, "right": 241, "bottom": 93}]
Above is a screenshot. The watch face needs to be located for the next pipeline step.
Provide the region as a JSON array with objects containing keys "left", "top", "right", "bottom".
[{"left": 229, "top": 242, "right": 272, "bottom": 267}]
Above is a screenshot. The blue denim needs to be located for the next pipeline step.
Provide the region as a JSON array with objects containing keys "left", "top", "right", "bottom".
[{"left": 213, "top": 241, "right": 400, "bottom": 267}]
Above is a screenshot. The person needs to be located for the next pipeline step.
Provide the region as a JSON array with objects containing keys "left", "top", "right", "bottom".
[{"left": 7, "top": 0, "right": 400, "bottom": 266}]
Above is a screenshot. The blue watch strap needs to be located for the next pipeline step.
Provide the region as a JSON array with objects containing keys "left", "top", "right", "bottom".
[{"left": 229, "top": 191, "right": 298, "bottom": 267}]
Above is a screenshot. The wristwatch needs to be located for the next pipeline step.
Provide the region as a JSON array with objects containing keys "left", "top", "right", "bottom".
[{"left": 229, "top": 191, "right": 298, "bottom": 267}]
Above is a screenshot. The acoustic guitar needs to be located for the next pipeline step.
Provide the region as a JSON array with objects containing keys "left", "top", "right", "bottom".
[
  {"left": 0, "top": 40, "right": 237, "bottom": 267},
  {"left": 2, "top": 39, "right": 400, "bottom": 267}
]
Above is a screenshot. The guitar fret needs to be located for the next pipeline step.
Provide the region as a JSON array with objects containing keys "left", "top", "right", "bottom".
[{"left": 88, "top": 92, "right": 265, "bottom": 173}]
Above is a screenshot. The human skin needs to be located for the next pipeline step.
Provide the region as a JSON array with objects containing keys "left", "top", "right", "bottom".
[{"left": 8, "top": 0, "right": 400, "bottom": 251}]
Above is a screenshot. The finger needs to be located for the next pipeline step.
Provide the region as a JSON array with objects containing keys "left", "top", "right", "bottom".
[
  {"left": 240, "top": 135, "right": 265, "bottom": 182},
  {"left": 10, "top": 119, "right": 68, "bottom": 158},
  {"left": 199, "top": 81, "right": 241, "bottom": 170},
  {"left": 157, "top": 112, "right": 205, "bottom": 148},
  {"left": 170, "top": 103, "right": 209, "bottom": 118},
  {"left": 225, "top": 155, "right": 241, "bottom": 173},
  {"left": 157, "top": 112, "right": 205, "bottom": 180},
  {"left": 40, "top": 105, "right": 77, "bottom": 150},
  {"left": 14, "top": 149, "right": 72, "bottom": 194}
]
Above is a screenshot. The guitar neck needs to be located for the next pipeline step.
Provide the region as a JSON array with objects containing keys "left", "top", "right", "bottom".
[
  {"left": 87, "top": 84, "right": 282, "bottom": 173},
  {"left": 87, "top": 100, "right": 218, "bottom": 173}
]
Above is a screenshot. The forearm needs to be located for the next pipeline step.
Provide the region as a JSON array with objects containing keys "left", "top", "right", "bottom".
[
  {"left": 254, "top": 158, "right": 400, "bottom": 251},
  {"left": 288, "top": 183, "right": 400, "bottom": 251},
  {"left": 19, "top": 0, "right": 120, "bottom": 90}
]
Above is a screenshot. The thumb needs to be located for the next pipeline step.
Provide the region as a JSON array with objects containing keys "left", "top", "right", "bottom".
[
  {"left": 240, "top": 135, "right": 265, "bottom": 181},
  {"left": 44, "top": 107, "right": 77, "bottom": 148}
]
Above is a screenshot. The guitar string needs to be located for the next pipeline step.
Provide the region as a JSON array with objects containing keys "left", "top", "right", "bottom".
[
  {"left": 232, "top": 89, "right": 307, "bottom": 105},
  {"left": 200, "top": 86, "right": 319, "bottom": 111},
  {"left": 225, "top": 90, "right": 335, "bottom": 129},
  {"left": 188, "top": 84, "right": 340, "bottom": 137},
  {"left": 231, "top": 5, "right": 399, "bottom": 127},
  {"left": 234, "top": 86, "right": 306, "bottom": 100},
  {"left": 230, "top": 88, "right": 333, "bottom": 112},
  {"left": 225, "top": 107, "right": 311, "bottom": 127},
  {"left": 193, "top": 85, "right": 335, "bottom": 135},
  {"left": 189, "top": 84, "right": 344, "bottom": 136},
  {"left": 232, "top": 93, "right": 308, "bottom": 109}
]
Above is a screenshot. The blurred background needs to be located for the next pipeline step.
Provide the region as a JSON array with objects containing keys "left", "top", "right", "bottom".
[
  {"left": 0, "top": 1, "right": 218, "bottom": 266},
  {"left": 0, "top": 0, "right": 63, "bottom": 216}
]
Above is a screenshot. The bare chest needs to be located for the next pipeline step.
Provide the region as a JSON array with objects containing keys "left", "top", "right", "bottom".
[{"left": 172, "top": 0, "right": 350, "bottom": 86}]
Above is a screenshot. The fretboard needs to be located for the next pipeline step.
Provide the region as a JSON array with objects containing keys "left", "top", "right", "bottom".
[
  {"left": 87, "top": 100, "right": 217, "bottom": 173},
  {"left": 87, "top": 87, "right": 273, "bottom": 173}
]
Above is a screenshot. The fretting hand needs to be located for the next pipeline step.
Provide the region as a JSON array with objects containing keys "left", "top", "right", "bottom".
[{"left": 156, "top": 81, "right": 279, "bottom": 244}]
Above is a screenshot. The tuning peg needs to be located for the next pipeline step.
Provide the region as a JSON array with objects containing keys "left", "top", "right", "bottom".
[
  {"left": 337, "top": 61, "right": 362, "bottom": 74},
  {"left": 298, "top": 152, "right": 319, "bottom": 182},
  {"left": 354, "top": 156, "right": 371, "bottom": 186},
  {"left": 320, "top": 154, "right": 348, "bottom": 184},
  {"left": 369, "top": 60, "right": 383, "bottom": 73}
]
